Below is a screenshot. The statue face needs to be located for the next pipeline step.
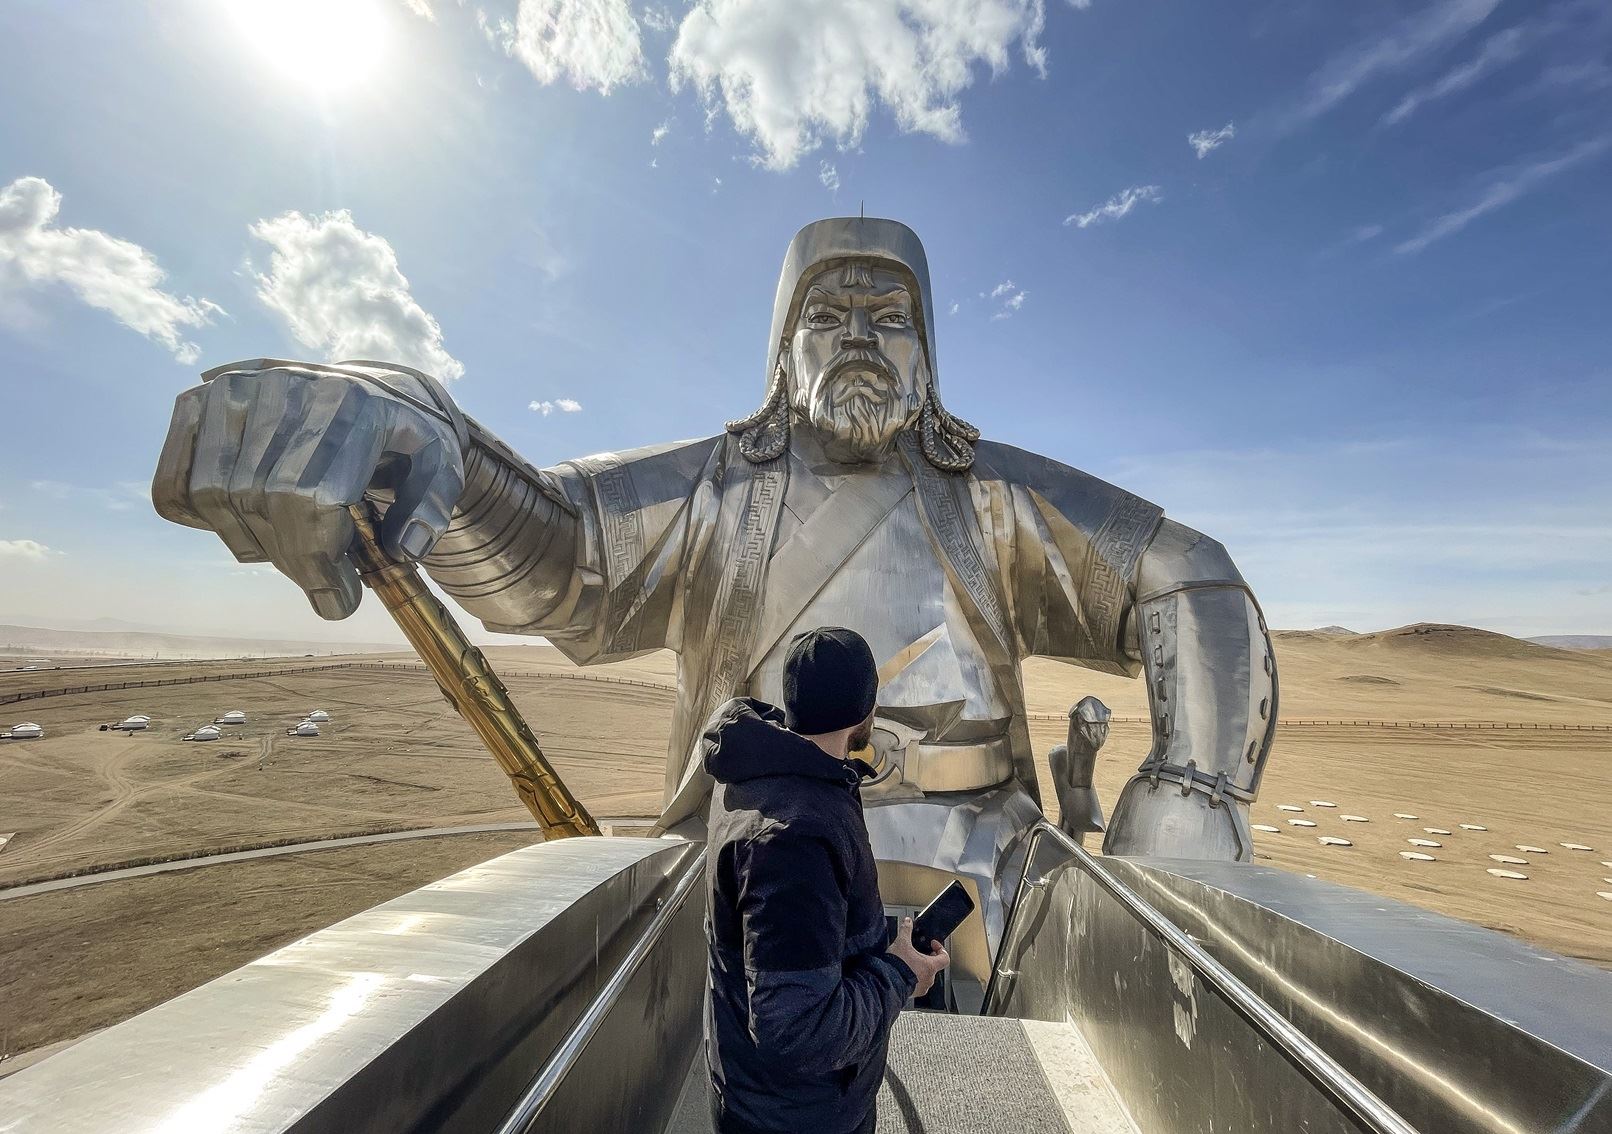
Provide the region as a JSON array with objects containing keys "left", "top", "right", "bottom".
[{"left": 786, "top": 262, "right": 927, "bottom": 461}]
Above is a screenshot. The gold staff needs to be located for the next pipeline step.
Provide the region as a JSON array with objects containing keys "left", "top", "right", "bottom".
[{"left": 345, "top": 504, "right": 599, "bottom": 839}]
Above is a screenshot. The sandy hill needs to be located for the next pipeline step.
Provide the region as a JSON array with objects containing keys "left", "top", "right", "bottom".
[{"left": 1529, "top": 634, "right": 1612, "bottom": 650}]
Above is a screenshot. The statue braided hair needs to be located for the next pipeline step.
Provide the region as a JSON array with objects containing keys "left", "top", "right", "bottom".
[{"left": 726, "top": 345, "right": 979, "bottom": 471}]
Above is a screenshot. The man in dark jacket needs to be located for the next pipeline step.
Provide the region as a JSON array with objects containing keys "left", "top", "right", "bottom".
[{"left": 703, "top": 627, "right": 949, "bottom": 1134}]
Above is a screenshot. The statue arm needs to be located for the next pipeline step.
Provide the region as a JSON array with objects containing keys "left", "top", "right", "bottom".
[
  {"left": 1101, "top": 518, "right": 1277, "bottom": 861},
  {"left": 423, "top": 425, "right": 718, "bottom": 665},
  {"left": 418, "top": 416, "right": 589, "bottom": 636}
]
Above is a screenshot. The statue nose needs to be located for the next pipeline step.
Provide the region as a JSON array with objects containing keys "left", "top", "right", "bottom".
[{"left": 841, "top": 307, "right": 876, "bottom": 348}]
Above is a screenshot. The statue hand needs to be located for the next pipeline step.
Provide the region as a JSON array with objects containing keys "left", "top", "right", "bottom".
[
  {"left": 1057, "top": 785, "right": 1106, "bottom": 839},
  {"left": 152, "top": 362, "right": 465, "bottom": 620}
]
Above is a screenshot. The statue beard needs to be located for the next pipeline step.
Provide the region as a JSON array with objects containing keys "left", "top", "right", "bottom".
[{"left": 802, "top": 348, "right": 918, "bottom": 460}]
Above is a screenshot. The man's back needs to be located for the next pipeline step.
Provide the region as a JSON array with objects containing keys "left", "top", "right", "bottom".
[{"left": 702, "top": 696, "right": 916, "bottom": 1134}]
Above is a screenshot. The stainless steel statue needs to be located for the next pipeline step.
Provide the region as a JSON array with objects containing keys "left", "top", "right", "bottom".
[
  {"left": 1049, "top": 696, "right": 1110, "bottom": 846},
  {"left": 153, "top": 217, "right": 1277, "bottom": 946}
]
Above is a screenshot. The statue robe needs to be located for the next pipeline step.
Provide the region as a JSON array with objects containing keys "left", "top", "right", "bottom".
[{"left": 499, "top": 431, "right": 1163, "bottom": 832}]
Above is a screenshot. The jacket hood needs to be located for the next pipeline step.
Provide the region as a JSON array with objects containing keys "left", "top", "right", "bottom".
[{"left": 702, "top": 698, "right": 867, "bottom": 787}]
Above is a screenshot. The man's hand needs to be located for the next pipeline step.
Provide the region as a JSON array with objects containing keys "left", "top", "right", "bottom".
[
  {"left": 152, "top": 362, "right": 465, "bottom": 621},
  {"left": 888, "top": 916, "right": 949, "bottom": 998}
]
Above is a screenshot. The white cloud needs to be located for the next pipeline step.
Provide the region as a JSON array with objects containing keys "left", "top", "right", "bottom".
[
  {"left": 1382, "top": 24, "right": 1527, "bottom": 126},
  {"left": 982, "top": 280, "right": 1026, "bottom": 319},
  {"left": 0, "top": 176, "right": 221, "bottom": 363},
  {"left": 1063, "top": 184, "right": 1162, "bottom": 229},
  {"left": 529, "top": 398, "right": 582, "bottom": 415},
  {"left": 641, "top": 4, "right": 674, "bottom": 33},
  {"left": 0, "top": 539, "right": 54, "bottom": 561},
  {"left": 1284, "top": 0, "right": 1500, "bottom": 129},
  {"left": 249, "top": 209, "right": 464, "bottom": 381},
  {"left": 493, "top": 0, "right": 646, "bottom": 93},
  {"left": 668, "top": 0, "right": 1050, "bottom": 170},
  {"left": 948, "top": 301, "right": 960, "bottom": 316},
  {"left": 651, "top": 120, "right": 671, "bottom": 145},
  {"left": 819, "top": 161, "right": 840, "bottom": 192},
  {"left": 1395, "top": 136, "right": 1611, "bottom": 255},
  {"left": 1188, "top": 121, "right": 1235, "bottom": 158},
  {"left": 399, "top": 0, "right": 435, "bottom": 19}
]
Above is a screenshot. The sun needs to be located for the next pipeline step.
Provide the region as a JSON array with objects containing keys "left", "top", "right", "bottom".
[{"left": 227, "top": 0, "right": 391, "bottom": 94}]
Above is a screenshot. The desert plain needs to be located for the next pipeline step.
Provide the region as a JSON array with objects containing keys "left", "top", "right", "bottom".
[{"left": 1, "top": 623, "right": 1609, "bottom": 1064}]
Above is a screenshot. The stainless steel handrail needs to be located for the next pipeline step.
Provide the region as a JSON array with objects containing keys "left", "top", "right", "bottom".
[
  {"left": 495, "top": 844, "right": 709, "bottom": 1134},
  {"left": 986, "top": 822, "right": 1421, "bottom": 1134}
]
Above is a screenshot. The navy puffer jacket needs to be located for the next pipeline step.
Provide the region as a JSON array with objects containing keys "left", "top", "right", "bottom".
[{"left": 702, "top": 698, "right": 915, "bottom": 1134}]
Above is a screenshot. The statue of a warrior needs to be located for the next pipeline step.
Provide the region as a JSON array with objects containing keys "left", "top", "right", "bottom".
[{"left": 153, "top": 218, "right": 1277, "bottom": 947}]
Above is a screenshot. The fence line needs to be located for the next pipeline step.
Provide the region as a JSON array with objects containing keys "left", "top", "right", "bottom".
[
  {"left": 0, "top": 660, "right": 679, "bottom": 707},
  {"left": 6, "top": 664, "right": 1606, "bottom": 732},
  {"left": 1026, "top": 712, "right": 1611, "bottom": 732}
]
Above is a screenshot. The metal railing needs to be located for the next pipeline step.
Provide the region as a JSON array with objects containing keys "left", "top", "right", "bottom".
[
  {"left": 495, "top": 844, "right": 709, "bottom": 1134},
  {"left": 1022, "top": 712, "right": 1611, "bottom": 731},
  {"left": 986, "top": 822, "right": 1421, "bottom": 1134}
]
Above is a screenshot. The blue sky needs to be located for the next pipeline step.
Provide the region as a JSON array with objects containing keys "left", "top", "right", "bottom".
[{"left": 1, "top": 0, "right": 1608, "bottom": 644}]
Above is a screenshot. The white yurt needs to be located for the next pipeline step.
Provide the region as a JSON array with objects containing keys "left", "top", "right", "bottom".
[
  {"left": 186, "top": 724, "right": 223, "bottom": 742},
  {"left": 306, "top": 709, "right": 330, "bottom": 722},
  {"left": 7, "top": 722, "right": 44, "bottom": 740},
  {"left": 287, "top": 721, "right": 320, "bottom": 737},
  {"left": 116, "top": 716, "right": 149, "bottom": 731},
  {"left": 128, "top": 714, "right": 152, "bottom": 724},
  {"left": 215, "top": 710, "right": 247, "bottom": 725}
]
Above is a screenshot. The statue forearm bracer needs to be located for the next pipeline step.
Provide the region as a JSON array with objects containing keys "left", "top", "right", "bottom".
[
  {"left": 1103, "top": 518, "right": 1277, "bottom": 861},
  {"left": 419, "top": 421, "right": 584, "bottom": 633}
]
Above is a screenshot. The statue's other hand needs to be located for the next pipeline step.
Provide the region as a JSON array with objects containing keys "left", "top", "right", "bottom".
[
  {"left": 1057, "top": 785, "right": 1106, "bottom": 838},
  {"left": 152, "top": 363, "right": 465, "bottom": 620}
]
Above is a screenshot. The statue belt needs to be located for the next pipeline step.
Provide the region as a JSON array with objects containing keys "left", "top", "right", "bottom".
[{"left": 905, "top": 734, "right": 1015, "bottom": 793}]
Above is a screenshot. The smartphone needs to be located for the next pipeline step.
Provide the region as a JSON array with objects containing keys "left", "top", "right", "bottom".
[{"left": 911, "top": 880, "right": 975, "bottom": 954}]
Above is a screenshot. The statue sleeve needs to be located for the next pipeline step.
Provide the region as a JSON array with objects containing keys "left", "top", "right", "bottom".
[
  {"left": 423, "top": 427, "right": 721, "bottom": 665},
  {"left": 988, "top": 445, "right": 1164, "bottom": 675}
]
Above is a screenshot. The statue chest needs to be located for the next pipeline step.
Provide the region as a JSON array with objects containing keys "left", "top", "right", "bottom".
[{"left": 748, "top": 488, "right": 1016, "bottom": 780}]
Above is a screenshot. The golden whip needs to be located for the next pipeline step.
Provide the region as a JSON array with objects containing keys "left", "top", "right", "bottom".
[{"left": 346, "top": 504, "right": 599, "bottom": 839}]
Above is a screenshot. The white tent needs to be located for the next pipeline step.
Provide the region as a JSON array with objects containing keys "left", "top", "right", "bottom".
[
  {"left": 6, "top": 723, "right": 44, "bottom": 740},
  {"left": 215, "top": 710, "right": 247, "bottom": 725},
  {"left": 116, "top": 716, "right": 149, "bottom": 731},
  {"left": 306, "top": 709, "right": 330, "bottom": 722},
  {"left": 185, "top": 724, "right": 223, "bottom": 742},
  {"left": 287, "top": 721, "right": 320, "bottom": 737},
  {"left": 128, "top": 714, "right": 151, "bottom": 724}
]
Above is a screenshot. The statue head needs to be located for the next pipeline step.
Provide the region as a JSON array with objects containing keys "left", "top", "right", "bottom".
[
  {"left": 727, "top": 217, "right": 978, "bottom": 469},
  {"left": 1070, "top": 695, "right": 1111, "bottom": 755}
]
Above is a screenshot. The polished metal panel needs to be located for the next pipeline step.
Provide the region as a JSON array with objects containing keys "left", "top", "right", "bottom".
[
  {"left": 989, "top": 822, "right": 1612, "bottom": 1134},
  {"left": 500, "top": 847, "right": 708, "bottom": 1134},
  {"left": 988, "top": 825, "right": 1416, "bottom": 1134},
  {"left": 152, "top": 219, "right": 1278, "bottom": 894},
  {"left": 0, "top": 837, "right": 699, "bottom": 1133},
  {"left": 1102, "top": 855, "right": 1612, "bottom": 1134}
]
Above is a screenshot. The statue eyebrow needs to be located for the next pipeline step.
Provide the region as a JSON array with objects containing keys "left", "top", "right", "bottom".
[{"left": 803, "top": 285, "right": 911, "bottom": 308}]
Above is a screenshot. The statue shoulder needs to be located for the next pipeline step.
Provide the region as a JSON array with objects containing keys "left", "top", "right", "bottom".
[
  {"left": 972, "top": 439, "right": 1163, "bottom": 535},
  {"left": 558, "top": 434, "right": 723, "bottom": 484},
  {"left": 549, "top": 435, "right": 726, "bottom": 514}
]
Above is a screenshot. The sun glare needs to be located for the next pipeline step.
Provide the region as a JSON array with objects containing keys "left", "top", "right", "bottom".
[{"left": 228, "top": 0, "right": 390, "bottom": 93}]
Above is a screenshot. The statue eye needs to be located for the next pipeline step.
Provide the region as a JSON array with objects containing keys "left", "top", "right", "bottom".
[
  {"left": 806, "top": 309, "right": 840, "bottom": 326},
  {"left": 877, "top": 311, "right": 909, "bottom": 327}
]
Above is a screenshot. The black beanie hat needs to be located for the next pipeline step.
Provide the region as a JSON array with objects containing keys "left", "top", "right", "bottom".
[{"left": 783, "top": 627, "right": 878, "bottom": 734}]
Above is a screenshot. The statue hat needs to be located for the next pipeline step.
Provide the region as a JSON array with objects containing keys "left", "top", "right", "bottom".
[{"left": 730, "top": 217, "right": 978, "bottom": 469}]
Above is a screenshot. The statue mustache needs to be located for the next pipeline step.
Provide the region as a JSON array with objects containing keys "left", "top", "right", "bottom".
[{"left": 821, "top": 348, "right": 898, "bottom": 403}]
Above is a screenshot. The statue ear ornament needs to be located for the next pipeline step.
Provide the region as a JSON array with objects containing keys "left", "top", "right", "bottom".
[
  {"left": 724, "top": 349, "right": 792, "bottom": 463},
  {"left": 917, "top": 385, "right": 979, "bottom": 472},
  {"left": 726, "top": 343, "right": 980, "bottom": 471}
]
